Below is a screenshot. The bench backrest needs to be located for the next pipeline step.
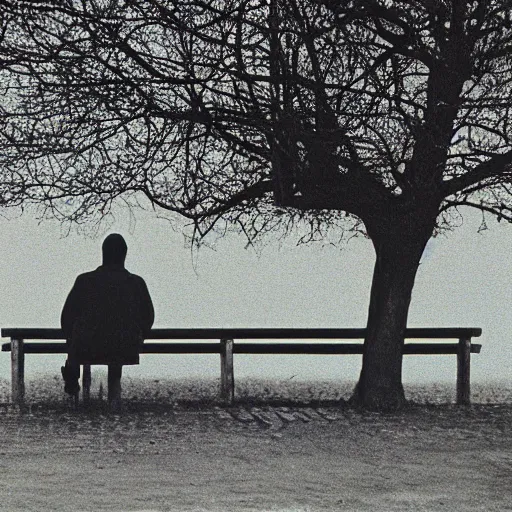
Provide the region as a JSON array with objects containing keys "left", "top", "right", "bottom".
[{"left": 1, "top": 327, "right": 482, "bottom": 340}]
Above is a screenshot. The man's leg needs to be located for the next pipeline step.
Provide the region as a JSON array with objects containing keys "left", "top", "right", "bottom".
[
  {"left": 107, "top": 364, "right": 123, "bottom": 408},
  {"left": 61, "top": 357, "right": 80, "bottom": 395}
]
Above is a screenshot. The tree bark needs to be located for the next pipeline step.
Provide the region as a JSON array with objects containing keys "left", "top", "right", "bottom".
[{"left": 351, "top": 220, "right": 433, "bottom": 411}]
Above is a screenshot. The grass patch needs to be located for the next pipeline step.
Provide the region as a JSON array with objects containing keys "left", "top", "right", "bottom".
[{"left": 0, "top": 374, "right": 511, "bottom": 408}]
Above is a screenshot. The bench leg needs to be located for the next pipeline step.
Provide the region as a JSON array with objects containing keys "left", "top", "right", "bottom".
[
  {"left": 11, "top": 338, "right": 25, "bottom": 405},
  {"left": 82, "top": 364, "right": 91, "bottom": 404},
  {"left": 108, "top": 365, "right": 122, "bottom": 411},
  {"left": 220, "top": 338, "right": 234, "bottom": 405},
  {"left": 457, "top": 337, "right": 471, "bottom": 405}
]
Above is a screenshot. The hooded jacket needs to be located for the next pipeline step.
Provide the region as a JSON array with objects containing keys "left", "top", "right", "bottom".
[{"left": 61, "top": 263, "right": 154, "bottom": 365}]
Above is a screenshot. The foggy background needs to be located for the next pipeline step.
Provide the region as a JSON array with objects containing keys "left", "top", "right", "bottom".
[{"left": 0, "top": 206, "right": 510, "bottom": 385}]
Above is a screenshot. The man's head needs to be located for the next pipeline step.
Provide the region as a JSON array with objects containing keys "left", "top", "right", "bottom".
[{"left": 102, "top": 233, "right": 128, "bottom": 266}]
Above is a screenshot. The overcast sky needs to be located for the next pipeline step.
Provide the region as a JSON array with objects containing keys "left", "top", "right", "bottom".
[{"left": 0, "top": 206, "right": 510, "bottom": 386}]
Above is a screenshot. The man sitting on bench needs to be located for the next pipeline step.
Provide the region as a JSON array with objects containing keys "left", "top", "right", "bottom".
[{"left": 60, "top": 233, "right": 154, "bottom": 407}]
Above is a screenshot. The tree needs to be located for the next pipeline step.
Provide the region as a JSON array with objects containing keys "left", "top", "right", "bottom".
[{"left": 1, "top": 0, "right": 512, "bottom": 409}]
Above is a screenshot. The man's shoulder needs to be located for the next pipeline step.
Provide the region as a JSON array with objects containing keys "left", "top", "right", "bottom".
[
  {"left": 74, "top": 270, "right": 98, "bottom": 282},
  {"left": 126, "top": 272, "right": 148, "bottom": 286},
  {"left": 80, "top": 265, "right": 112, "bottom": 275},
  {"left": 73, "top": 267, "right": 115, "bottom": 285}
]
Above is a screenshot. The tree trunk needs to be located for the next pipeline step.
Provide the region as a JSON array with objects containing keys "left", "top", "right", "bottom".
[{"left": 351, "top": 224, "right": 432, "bottom": 411}]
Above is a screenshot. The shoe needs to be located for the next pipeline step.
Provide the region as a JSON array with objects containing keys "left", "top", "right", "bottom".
[{"left": 61, "top": 365, "right": 80, "bottom": 395}]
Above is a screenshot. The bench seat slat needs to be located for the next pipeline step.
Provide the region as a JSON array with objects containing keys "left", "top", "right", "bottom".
[
  {"left": 234, "top": 343, "right": 482, "bottom": 355},
  {"left": 1, "top": 341, "right": 482, "bottom": 355}
]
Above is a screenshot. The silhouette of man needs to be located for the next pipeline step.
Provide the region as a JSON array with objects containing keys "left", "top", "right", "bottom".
[{"left": 61, "top": 233, "right": 154, "bottom": 405}]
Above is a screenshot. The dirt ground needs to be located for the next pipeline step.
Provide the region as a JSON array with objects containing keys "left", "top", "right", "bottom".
[{"left": 0, "top": 401, "right": 511, "bottom": 512}]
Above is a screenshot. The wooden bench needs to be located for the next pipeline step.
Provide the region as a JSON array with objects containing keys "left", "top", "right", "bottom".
[{"left": 1, "top": 327, "right": 482, "bottom": 406}]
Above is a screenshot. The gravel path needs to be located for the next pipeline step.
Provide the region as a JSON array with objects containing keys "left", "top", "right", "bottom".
[{"left": 0, "top": 401, "right": 511, "bottom": 512}]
